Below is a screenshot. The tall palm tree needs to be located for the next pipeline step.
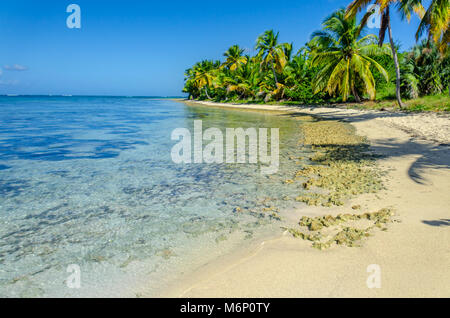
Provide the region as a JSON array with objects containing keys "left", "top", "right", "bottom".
[
  {"left": 346, "top": 0, "right": 425, "bottom": 108},
  {"left": 255, "top": 30, "right": 289, "bottom": 85},
  {"left": 311, "top": 9, "right": 390, "bottom": 102},
  {"left": 223, "top": 45, "right": 248, "bottom": 71}
]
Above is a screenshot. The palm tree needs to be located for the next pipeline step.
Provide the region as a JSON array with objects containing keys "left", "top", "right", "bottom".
[
  {"left": 192, "top": 60, "right": 220, "bottom": 99},
  {"left": 413, "top": 0, "right": 449, "bottom": 52},
  {"left": 284, "top": 50, "right": 311, "bottom": 85},
  {"left": 223, "top": 59, "right": 258, "bottom": 99},
  {"left": 183, "top": 67, "right": 198, "bottom": 99},
  {"left": 283, "top": 43, "right": 294, "bottom": 62},
  {"left": 255, "top": 30, "right": 289, "bottom": 85},
  {"left": 311, "top": 9, "right": 390, "bottom": 102},
  {"left": 346, "top": 0, "right": 425, "bottom": 108},
  {"left": 223, "top": 45, "right": 248, "bottom": 71}
]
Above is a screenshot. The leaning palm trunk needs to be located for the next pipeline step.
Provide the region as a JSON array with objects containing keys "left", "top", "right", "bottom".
[
  {"left": 382, "top": 7, "right": 405, "bottom": 109},
  {"left": 387, "top": 24, "right": 405, "bottom": 109},
  {"left": 204, "top": 87, "right": 211, "bottom": 99}
]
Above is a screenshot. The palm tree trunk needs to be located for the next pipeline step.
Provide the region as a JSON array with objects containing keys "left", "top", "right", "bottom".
[
  {"left": 204, "top": 87, "right": 211, "bottom": 99},
  {"left": 386, "top": 10, "right": 405, "bottom": 109},
  {"left": 352, "top": 86, "right": 361, "bottom": 103},
  {"left": 271, "top": 62, "right": 279, "bottom": 85}
]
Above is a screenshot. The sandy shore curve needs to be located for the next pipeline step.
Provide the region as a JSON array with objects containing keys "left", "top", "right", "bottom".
[{"left": 161, "top": 101, "right": 450, "bottom": 298}]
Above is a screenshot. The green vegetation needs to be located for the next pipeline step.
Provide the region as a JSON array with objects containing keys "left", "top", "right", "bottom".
[
  {"left": 346, "top": 0, "right": 426, "bottom": 108},
  {"left": 183, "top": 1, "right": 449, "bottom": 111},
  {"left": 401, "top": 40, "right": 450, "bottom": 98},
  {"left": 345, "top": 94, "right": 450, "bottom": 112},
  {"left": 310, "top": 10, "right": 391, "bottom": 102}
]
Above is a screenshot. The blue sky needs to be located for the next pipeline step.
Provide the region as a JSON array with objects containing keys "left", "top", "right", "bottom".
[{"left": 0, "top": 0, "right": 424, "bottom": 96}]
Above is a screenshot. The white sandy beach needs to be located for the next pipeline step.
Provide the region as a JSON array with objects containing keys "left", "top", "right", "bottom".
[{"left": 161, "top": 101, "right": 450, "bottom": 298}]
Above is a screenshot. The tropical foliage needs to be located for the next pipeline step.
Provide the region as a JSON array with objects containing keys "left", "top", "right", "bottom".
[
  {"left": 310, "top": 9, "right": 390, "bottom": 102},
  {"left": 345, "top": 0, "right": 449, "bottom": 107},
  {"left": 183, "top": 31, "right": 326, "bottom": 103},
  {"left": 413, "top": 0, "right": 450, "bottom": 52},
  {"left": 183, "top": 2, "right": 449, "bottom": 107},
  {"left": 401, "top": 40, "right": 449, "bottom": 98}
]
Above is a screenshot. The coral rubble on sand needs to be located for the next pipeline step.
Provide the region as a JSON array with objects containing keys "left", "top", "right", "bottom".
[
  {"left": 291, "top": 120, "right": 385, "bottom": 207},
  {"left": 281, "top": 119, "right": 395, "bottom": 250},
  {"left": 285, "top": 208, "right": 395, "bottom": 250}
]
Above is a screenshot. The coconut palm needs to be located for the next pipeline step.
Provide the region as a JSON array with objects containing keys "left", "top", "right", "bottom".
[
  {"left": 413, "top": 0, "right": 449, "bottom": 52},
  {"left": 183, "top": 67, "right": 198, "bottom": 99},
  {"left": 283, "top": 43, "right": 294, "bottom": 62},
  {"left": 192, "top": 60, "right": 220, "bottom": 99},
  {"left": 223, "top": 45, "right": 248, "bottom": 71},
  {"left": 311, "top": 9, "right": 390, "bottom": 102},
  {"left": 284, "top": 51, "right": 311, "bottom": 86},
  {"left": 255, "top": 30, "right": 290, "bottom": 85},
  {"left": 346, "top": 0, "right": 426, "bottom": 108}
]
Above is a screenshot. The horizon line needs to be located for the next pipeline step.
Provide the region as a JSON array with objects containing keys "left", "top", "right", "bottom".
[{"left": 0, "top": 94, "right": 186, "bottom": 98}]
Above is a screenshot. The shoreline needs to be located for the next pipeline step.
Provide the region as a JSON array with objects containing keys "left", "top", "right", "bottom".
[
  {"left": 181, "top": 100, "right": 450, "bottom": 145},
  {"left": 160, "top": 100, "right": 450, "bottom": 298}
]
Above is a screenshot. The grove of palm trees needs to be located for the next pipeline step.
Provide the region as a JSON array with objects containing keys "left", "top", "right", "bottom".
[{"left": 183, "top": 1, "right": 449, "bottom": 111}]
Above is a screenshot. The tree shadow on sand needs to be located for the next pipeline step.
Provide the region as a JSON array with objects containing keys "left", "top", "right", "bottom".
[
  {"left": 422, "top": 219, "right": 450, "bottom": 227},
  {"left": 282, "top": 109, "right": 450, "bottom": 145},
  {"left": 280, "top": 112, "right": 450, "bottom": 184},
  {"left": 369, "top": 139, "right": 450, "bottom": 184}
]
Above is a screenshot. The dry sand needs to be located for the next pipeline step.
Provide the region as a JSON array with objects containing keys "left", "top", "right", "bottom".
[{"left": 163, "top": 101, "right": 450, "bottom": 298}]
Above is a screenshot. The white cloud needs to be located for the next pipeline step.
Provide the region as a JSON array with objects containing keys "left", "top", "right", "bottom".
[
  {"left": 0, "top": 79, "right": 19, "bottom": 86},
  {"left": 4, "top": 64, "right": 28, "bottom": 71}
]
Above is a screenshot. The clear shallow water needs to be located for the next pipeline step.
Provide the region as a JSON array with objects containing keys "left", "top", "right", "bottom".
[{"left": 0, "top": 97, "right": 309, "bottom": 297}]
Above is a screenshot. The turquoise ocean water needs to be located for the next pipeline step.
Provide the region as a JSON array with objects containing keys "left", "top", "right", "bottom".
[{"left": 0, "top": 97, "right": 308, "bottom": 297}]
